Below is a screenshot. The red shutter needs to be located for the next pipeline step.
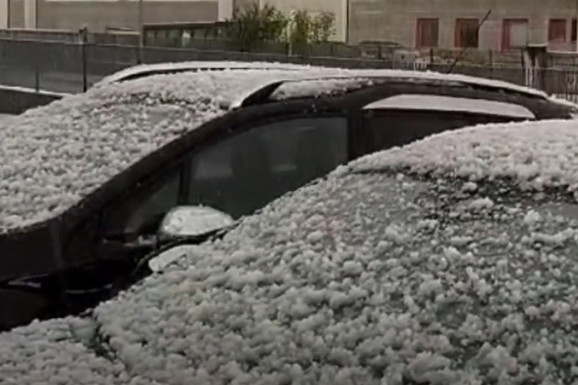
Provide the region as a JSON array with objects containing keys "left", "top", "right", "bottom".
[
  {"left": 548, "top": 19, "right": 567, "bottom": 42},
  {"left": 455, "top": 19, "right": 479, "bottom": 48},
  {"left": 502, "top": 19, "right": 529, "bottom": 51},
  {"left": 416, "top": 18, "right": 439, "bottom": 48}
]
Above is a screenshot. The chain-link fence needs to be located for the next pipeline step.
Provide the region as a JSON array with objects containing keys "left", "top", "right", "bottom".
[{"left": 1, "top": 38, "right": 578, "bottom": 102}]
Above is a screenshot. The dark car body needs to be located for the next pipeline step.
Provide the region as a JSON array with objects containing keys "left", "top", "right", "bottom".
[{"left": 0, "top": 65, "right": 575, "bottom": 331}]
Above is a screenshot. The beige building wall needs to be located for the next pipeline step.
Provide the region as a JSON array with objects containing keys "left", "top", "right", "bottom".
[
  {"left": 1, "top": 0, "right": 26, "bottom": 28},
  {"left": 350, "top": 0, "right": 578, "bottom": 51},
  {"left": 5, "top": 0, "right": 218, "bottom": 32}
]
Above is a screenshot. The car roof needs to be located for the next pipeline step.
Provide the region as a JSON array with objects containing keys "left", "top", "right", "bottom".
[
  {"left": 98, "top": 60, "right": 558, "bottom": 100},
  {"left": 0, "top": 67, "right": 570, "bottom": 233},
  {"left": 96, "top": 60, "right": 317, "bottom": 85}
]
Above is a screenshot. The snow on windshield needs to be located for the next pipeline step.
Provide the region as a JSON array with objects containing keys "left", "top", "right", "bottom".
[
  {"left": 0, "top": 317, "right": 141, "bottom": 384},
  {"left": 351, "top": 119, "right": 578, "bottom": 195},
  {"left": 79, "top": 170, "right": 578, "bottom": 385},
  {"left": 0, "top": 113, "right": 13, "bottom": 122}
]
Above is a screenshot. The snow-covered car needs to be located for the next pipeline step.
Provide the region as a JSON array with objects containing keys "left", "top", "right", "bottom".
[
  {"left": 0, "top": 65, "right": 576, "bottom": 331},
  {"left": 4, "top": 118, "right": 578, "bottom": 384}
]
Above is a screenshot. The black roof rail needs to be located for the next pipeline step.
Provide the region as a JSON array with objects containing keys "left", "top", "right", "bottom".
[
  {"left": 236, "top": 80, "right": 286, "bottom": 108},
  {"left": 233, "top": 74, "right": 547, "bottom": 109},
  {"left": 233, "top": 75, "right": 377, "bottom": 108},
  {"left": 113, "top": 65, "right": 303, "bottom": 83}
]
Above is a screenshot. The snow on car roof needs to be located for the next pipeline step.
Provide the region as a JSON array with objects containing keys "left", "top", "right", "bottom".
[
  {"left": 351, "top": 119, "right": 578, "bottom": 193},
  {"left": 96, "top": 60, "right": 317, "bottom": 85},
  {"left": 99, "top": 60, "right": 551, "bottom": 100}
]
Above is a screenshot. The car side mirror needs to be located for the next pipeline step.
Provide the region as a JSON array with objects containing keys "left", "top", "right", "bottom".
[{"left": 158, "top": 206, "right": 234, "bottom": 239}]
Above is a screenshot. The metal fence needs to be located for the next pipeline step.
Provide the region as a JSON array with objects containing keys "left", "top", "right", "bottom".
[{"left": 1, "top": 38, "right": 578, "bottom": 102}]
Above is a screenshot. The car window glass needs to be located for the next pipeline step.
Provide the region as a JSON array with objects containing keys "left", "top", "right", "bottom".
[
  {"left": 365, "top": 110, "right": 518, "bottom": 151},
  {"left": 188, "top": 117, "right": 348, "bottom": 218},
  {"left": 102, "top": 168, "right": 181, "bottom": 236}
]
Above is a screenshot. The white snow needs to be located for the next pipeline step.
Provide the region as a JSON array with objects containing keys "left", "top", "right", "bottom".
[
  {"left": 158, "top": 206, "right": 234, "bottom": 238},
  {"left": 270, "top": 77, "right": 371, "bottom": 100},
  {"left": 467, "top": 197, "right": 495, "bottom": 211},
  {"left": 523, "top": 210, "right": 542, "bottom": 226},
  {"left": 98, "top": 60, "right": 569, "bottom": 103},
  {"left": 0, "top": 317, "right": 138, "bottom": 385},
  {"left": 96, "top": 60, "right": 315, "bottom": 85},
  {"left": 80, "top": 169, "right": 578, "bottom": 385},
  {"left": 0, "top": 84, "right": 67, "bottom": 97},
  {"left": 148, "top": 244, "right": 209, "bottom": 273},
  {"left": 351, "top": 119, "right": 578, "bottom": 194},
  {"left": 362, "top": 94, "right": 536, "bottom": 119}
]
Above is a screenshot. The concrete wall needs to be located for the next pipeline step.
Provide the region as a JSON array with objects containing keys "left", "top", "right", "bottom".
[
  {"left": 1, "top": 0, "right": 25, "bottom": 28},
  {"left": 350, "top": 0, "right": 578, "bottom": 51},
  {"left": 0, "top": 86, "right": 62, "bottom": 114},
  {"left": 3, "top": 0, "right": 217, "bottom": 32}
]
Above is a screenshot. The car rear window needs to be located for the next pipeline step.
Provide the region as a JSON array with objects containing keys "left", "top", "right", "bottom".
[{"left": 364, "top": 109, "right": 522, "bottom": 152}]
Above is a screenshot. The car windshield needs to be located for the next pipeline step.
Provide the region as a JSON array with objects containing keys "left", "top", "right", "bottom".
[{"left": 38, "top": 167, "right": 573, "bottom": 385}]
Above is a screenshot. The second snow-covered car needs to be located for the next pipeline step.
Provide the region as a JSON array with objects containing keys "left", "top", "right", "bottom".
[
  {"left": 0, "top": 65, "right": 576, "bottom": 331},
  {"left": 4, "top": 118, "right": 578, "bottom": 384}
]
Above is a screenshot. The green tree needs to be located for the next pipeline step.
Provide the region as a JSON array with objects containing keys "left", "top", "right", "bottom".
[
  {"left": 226, "top": 1, "right": 288, "bottom": 51},
  {"left": 311, "top": 12, "right": 336, "bottom": 43},
  {"left": 225, "top": 1, "right": 336, "bottom": 54},
  {"left": 289, "top": 10, "right": 311, "bottom": 54},
  {"left": 289, "top": 10, "right": 336, "bottom": 55}
]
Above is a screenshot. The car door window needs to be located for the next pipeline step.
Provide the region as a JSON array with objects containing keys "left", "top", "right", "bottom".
[
  {"left": 101, "top": 167, "right": 182, "bottom": 237},
  {"left": 364, "top": 110, "right": 519, "bottom": 152},
  {"left": 188, "top": 117, "right": 348, "bottom": 218}
]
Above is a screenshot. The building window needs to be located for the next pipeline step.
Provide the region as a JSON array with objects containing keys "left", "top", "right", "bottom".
[
  {"left": 502, "top": 19, "right": 528, "bottom": 50},
  {"left": 455, "top": 18, "right": 479, "bottom": 48},
  {"left": 572, "top": 18, "right": 577, "bottom": 42},
  {"left": 416, "top": 18, "right": 439, "bottom": 48},
  {"left": 548, "top": 19, "right": 567, "bottom": 42}
]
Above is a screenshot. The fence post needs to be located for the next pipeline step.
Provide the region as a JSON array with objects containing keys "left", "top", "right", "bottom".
[
  {"left": 488, "top": 49, "right": 494, "bottom": 77},
  {"left": 524, "top": 45, "right": 549, "bottom": 92},
  {"left": 34, "top": 61, "right": 40, "bottom": 92},
  {"left": 80, "top": 26, "right": 88, "bottom": 92}
]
